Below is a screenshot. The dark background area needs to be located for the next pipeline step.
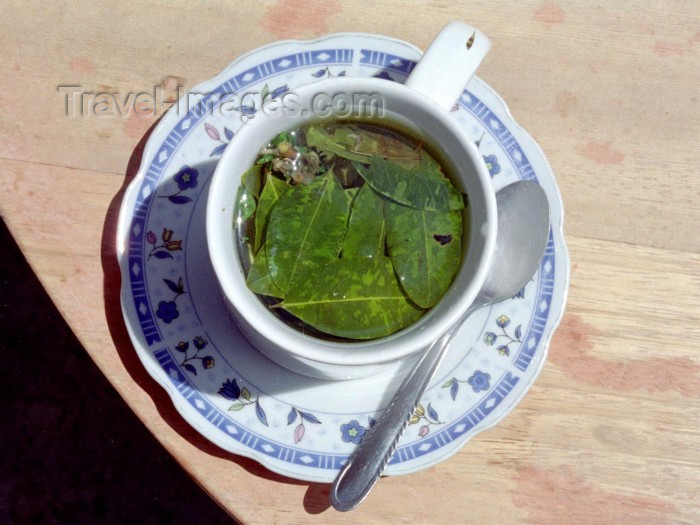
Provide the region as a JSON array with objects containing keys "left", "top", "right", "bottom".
[{"left": 0, "top": 218, "right": 236, "bottom": 525}]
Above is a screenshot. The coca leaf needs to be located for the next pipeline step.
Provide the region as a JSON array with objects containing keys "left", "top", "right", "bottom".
[
  {"left": 254, "top": 173, "right": 288, "bottom": 253},
  {"left": 243, "top": 163, "right": 262, "bottom": 199},
  {"left": 246, "top": 245, "right": 284, "bottom": 299},
  {"left": 344, "top": 187, "right": 359, "bottom": 205},
  {"left": 306, "top": 125, "right": 427, "bottom": 167},
  {"left": 354, "top": 155, "right": 465, "bottom": 211},
  {"left": 235, "top": 186, "right": 256, "bottom": 222},
  {"left": 265, "top": 172, "right": 350, "bottom": 294},
  {"left": 279, "top": 256, "right": 424, "bottom": 339},
  {"left": 385, "top": 200, "right": 463, "bottom": 308},
  {"left": 342, "top": 184, "right": 386, "bottom": 259},
  {"left": 235, "top": 165, "right": 261, "bottom": 223}
]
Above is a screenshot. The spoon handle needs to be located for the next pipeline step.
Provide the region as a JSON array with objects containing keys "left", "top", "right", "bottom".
[{"left": 330, "top": 317, "right": 467, "bottom": 511}]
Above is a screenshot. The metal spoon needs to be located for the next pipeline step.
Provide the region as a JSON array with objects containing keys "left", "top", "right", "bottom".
[{"left": 330, "top": 180, "right": 550, "bottom": 511}]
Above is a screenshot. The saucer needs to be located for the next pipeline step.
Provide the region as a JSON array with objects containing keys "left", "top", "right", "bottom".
[{"left": 117, "top": 32, "right": 569, "bottom": 482}]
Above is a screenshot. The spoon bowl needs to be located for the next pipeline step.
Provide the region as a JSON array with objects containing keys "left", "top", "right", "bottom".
[{"left": 479, "top": 181, "right": 551, "bottom": 303}]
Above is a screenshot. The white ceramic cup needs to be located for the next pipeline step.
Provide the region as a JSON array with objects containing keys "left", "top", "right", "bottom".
[{"left": 207, "top": 22, "right": 497, "bottom": 380}]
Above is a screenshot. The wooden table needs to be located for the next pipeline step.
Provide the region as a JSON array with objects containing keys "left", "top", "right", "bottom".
[{"left": 1, "top": 1, "right": 698, "bottom": 523}]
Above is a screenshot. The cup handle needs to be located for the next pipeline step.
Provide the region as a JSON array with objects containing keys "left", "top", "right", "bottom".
[{"left": 404, "top": 21, "right": 491, "bottom": 110}]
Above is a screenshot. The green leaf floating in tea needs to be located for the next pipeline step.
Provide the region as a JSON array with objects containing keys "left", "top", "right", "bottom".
[
  {"left": 306, "top": 125, "right": 367, "bottom": 163},
  {"left": 279, "top": 256, "right": 424, "bottom": 340},
  {"left": 246, "top": 244, "right": 284, "bottom": 299},
  {"left": 265, "top": 171, "right": 350, "bottom": 294},
  {"left": 235, "top": 165, "right": 262, "bottom": 222},
  {"left": 343, "top": 186, "right": 359, "bottom": 205},
  {"left": 354, "top": 155, "right": 465, "bottom": 212},
  {"left": 237, "top": 122, "right": 467, "bottom": 341},
  {"left": 306, "top": 125, "right": 428, "bottom": 168},
  {"left": 343, "top": 183, "right": 386, "bottom": 259},
  {"left": 385, "top": 200, "right": 463, "bottom": 309},
  {"left": 244, "top": 164, "right": 262, "bottom": 199},
  {"left": 254, "top": 173, "right": 289, "bottom": 253}
]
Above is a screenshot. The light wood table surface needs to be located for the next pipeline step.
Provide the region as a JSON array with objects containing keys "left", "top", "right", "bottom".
[{"left": 1, "top": 1, "right": 698, "bottom": 523}]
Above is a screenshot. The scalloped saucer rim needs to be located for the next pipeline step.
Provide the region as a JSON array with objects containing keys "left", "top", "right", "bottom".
[{"left": 116, "top": 31, "right": 569, "bottom": 482}]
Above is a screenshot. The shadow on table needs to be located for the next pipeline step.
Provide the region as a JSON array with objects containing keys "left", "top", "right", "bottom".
[
  {"left": 100, "top": 123, "right": 334, "bottom": 516},
  {"left": 0, "top": 223, "right": 236, "bottom": 524}
]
